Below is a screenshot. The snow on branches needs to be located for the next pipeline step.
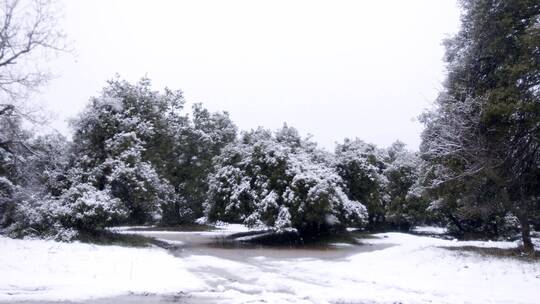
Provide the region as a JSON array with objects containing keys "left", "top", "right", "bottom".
[{"left": 205, "top": 126, "right": 367, "bottom": 236}]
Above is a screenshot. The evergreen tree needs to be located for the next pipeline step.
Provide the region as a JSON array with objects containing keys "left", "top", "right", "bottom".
[
  {"left": 420, "top": 0, "right": 539, "bottom": 251},
  {"left": 170, "top": 103, "right": 237, "bottom": 222},
  {"left": 70, "top": 78, "right": 184, "bottom": 224}
]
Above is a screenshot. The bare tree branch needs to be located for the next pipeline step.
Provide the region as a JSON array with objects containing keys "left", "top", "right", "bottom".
[{"left": 0, "top": 0, "right": 67, "bottom": 105}]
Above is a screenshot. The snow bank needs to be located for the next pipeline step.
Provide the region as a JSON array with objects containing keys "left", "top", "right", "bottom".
[
  {"left": 213, "top": 223, "right": 252, "bottom": 234},
  {"left": 411, "top": 225, "right": 448, "bottom": 234},
  {"left": 108, "top": 225, "right": 156, "bottom": 232},
  {"left": 0, "top": 236, "right": 206, "bottom": 302},
  {"left": 113, "top": 223, "right": 252, "bottom": 237}
]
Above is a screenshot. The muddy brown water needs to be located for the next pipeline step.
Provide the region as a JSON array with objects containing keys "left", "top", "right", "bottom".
[{"left": 151, "top": 230, "right": 391, "bottom": 261}]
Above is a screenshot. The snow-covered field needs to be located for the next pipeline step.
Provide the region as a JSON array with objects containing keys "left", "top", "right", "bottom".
[
  {"left": 0, "top": 237, "right": 206, "bottom": 302},
  {"left": 181, "top": 232, "right": 540, "bottom": 304},
  {"left": 1, "top": 228, "right": 539, "bottom": 304}
]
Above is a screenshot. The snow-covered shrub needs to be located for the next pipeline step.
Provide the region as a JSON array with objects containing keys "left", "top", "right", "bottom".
[
  {"left": 335, "top": 138, "right": 388, "bottom": 229},
  {"left": 284, "top": 151, "right": 367, "bottom": 234},
  {"left": 5, "top": 183, "right": 126, "bottom": 240},
  {"left": 205, "top": 126, "right": 367, "bottom": 236},
  {"left": 4, "top": 199, "right": 59, "bottom": 239},
  {"left": 6, "top": 200, "right": 79, "bottom": 241},
  {"left": 442, "top": 208, "right": 521, "bottom": 239},
  {"left": 54, "top": 183, "right": 126, "bottom": 231},
  {"left": 102, "top": 132, "right": 175, "bottom": 223},
  {"left": 383, "top": 142, "right": 430, "bottom": 229}
]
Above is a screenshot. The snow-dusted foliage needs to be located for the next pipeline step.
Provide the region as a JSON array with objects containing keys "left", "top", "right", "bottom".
[
  {"left": 1, "top": 77, "right": 236, "bottom": 239},
  {"left": 417, "top": 1, "right": 540, "bottom": 250},
  {"left": 101, "top": 132, "right": 175, "bottom": 223},
  {"left": 69, "top": 78, "right": 186, "bottom": 224},
  {"left": 6, "top": 183, "right": 125, "bottom": 241},
  {"left": 383, "top": 141, "right": 429, "bottom": 228},
  {"left": 0, "top": 132, "right": 70, "bottom": 238},
  {"left": 0, "top": 118, "right": 79, "bottom": 237},
  {"left": 53, "top": 183, "right": 126, "bottom": 232},
  {"left": 334, "top": 138, "right": 388, "bottom": 228},
  {"left": 69, "top": 77, "right": 236, "bottom": 225},
  {"left": 0, "top": 132, "right": 126, "bottom": 240},
  {"left": 334, "top": 139, "right": 431, "bottom": 230},
  {"left": 419, "top": 94, "right": 519, "bottom": 237},
  {"left": 174, "top": 103, "right": 237, "bottom": 221},
  {"left": 0, "top": 177, "right": 14, "bottom": 226},
  {"left": 205, "top": 125, "right": 367, "bottom": 235}
]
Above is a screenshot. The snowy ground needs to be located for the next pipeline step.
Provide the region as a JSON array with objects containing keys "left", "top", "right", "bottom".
[
  {"left": 1, "top": 227, "right": 539, "bottom": 304},
  {"left": 0, "top": 237, "right": 206, "bottom": 302},
  {"left": 110, "top": 223, "right": 251, "bottom": 236},
  {"left": 411, "top": 225, "right": 448, "bottom": 235},
  {"left": 179, "top": 232, "right": 540, "bottom": 304}
]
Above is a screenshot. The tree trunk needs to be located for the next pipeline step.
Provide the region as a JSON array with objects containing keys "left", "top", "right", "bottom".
[{"left": 517, "top": 212, "right": 534, "bottom": 253}]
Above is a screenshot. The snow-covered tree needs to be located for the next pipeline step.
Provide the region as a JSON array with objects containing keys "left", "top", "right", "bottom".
[
  {"left": 101, "top": 132, "right": 175, "bottom": 223},
  {"left": 334, "top": 138, "right": 387, "bottom": 229},
  {"left": 0, "top": 0, "right": 67, "bottom": 104},
  {"left": 205, "top": 125, "right": 367, "bottom": 236},
  {"left": 383, "top": 141, "right": 429, "bottom": 229},
  {"left": 5, "top": 182, "right": 125, "bottom": 241},
  {"left": 171, "top": 103, "right": 237, "bottom": 222},
  {"left": 70, "top": 78, "right": 184, "bottom": 224},
  {"left": 419, "top": 0, "right": 539, "bottom": 250},
  {"left": 0, "top": 0, "right": 72, "bottom": 238},
  {"left": 418, "top": 95, "right": 511, "bottom": 237},
  {"left": 69, "top": 77, "right": 237, "bottom": 225},
  {"left": 0, "top": 131, "right": 68, "bottom": 230},
  {"left": 0, "top": 132, "right": 126, "bottom": 240}
]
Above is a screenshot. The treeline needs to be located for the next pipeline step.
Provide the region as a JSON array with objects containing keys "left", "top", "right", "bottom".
[
  {"left": 0, "top": 0, "right": 538, "bottom": 250},
  {"left": 0, "top": 77, "right": 430, "bottom": 239}
]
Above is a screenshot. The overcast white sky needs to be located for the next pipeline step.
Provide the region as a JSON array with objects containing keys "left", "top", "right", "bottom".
[{"left": 40, "top": 0, "right": 461, "bottom": 151}]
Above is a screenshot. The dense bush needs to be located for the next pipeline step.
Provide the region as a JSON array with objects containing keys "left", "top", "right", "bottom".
[
  {"left": 1, "top": 133, "right": 126, "bottom": 240},
  {"left": 5, "top": 183, "right": 125, "bottom": 241},
  {"left": 334, "top": 138, "right": 387, "bottom": 229},
  {"left": 334, "top": 139, "right": 428, "bottom": 230},
  {"left": 205, "top": 126, "right": 367, "bottom": 236},
  {"left": 383, "top": 142, "right": 430, "bottom": 229}
]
